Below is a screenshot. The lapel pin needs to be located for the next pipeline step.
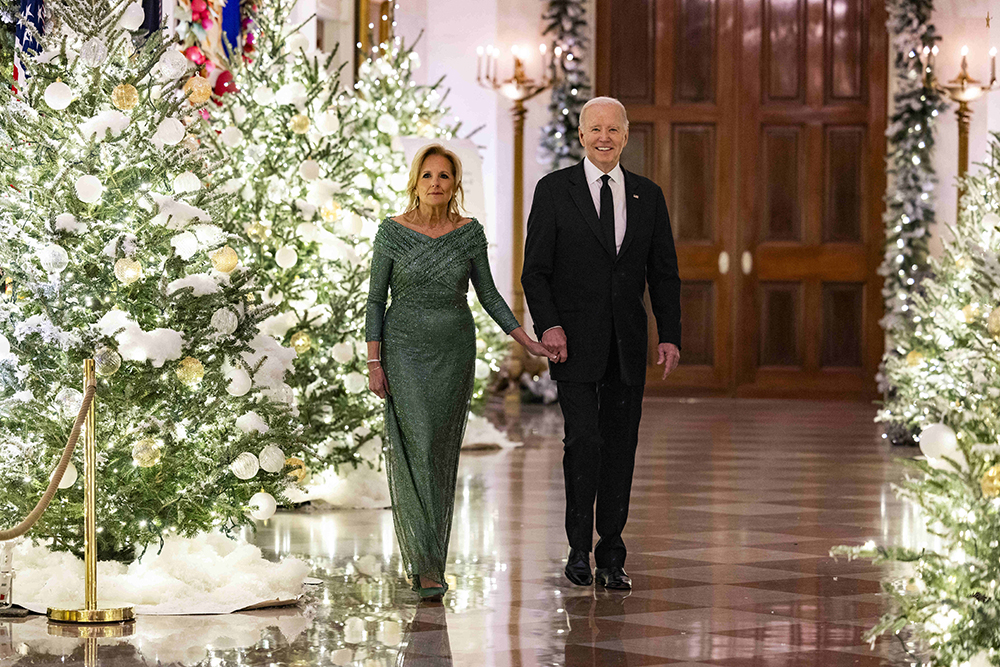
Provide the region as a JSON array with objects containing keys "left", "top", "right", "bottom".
[{"left": 633, "top": 194, "right": 639, "bottom": 199}]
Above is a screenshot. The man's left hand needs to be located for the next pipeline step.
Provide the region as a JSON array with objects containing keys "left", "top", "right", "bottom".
[{"left": 657, "top": 343, "right": 680, "bottom": 380}]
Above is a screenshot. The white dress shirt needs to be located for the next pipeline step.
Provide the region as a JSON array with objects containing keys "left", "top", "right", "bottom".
[
  {"left": 583, "top": 157, "right": 627, "bottom": 253},
  {"left": 543, "top": 159, "right": 628, "bottom": 337}
]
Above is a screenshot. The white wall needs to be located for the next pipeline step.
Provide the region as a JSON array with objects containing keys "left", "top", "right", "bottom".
[{"left": 929, "top": 0, "right": 997, "bottom": 253}]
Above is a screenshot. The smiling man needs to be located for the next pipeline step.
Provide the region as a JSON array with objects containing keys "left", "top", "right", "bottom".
[{"left": 521, "top": 96, "right": 682, "bottom": 591}]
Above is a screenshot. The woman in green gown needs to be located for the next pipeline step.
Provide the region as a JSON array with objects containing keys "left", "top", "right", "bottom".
[{"left": 366, "top": 144, "right": 552, "bottom": 601}]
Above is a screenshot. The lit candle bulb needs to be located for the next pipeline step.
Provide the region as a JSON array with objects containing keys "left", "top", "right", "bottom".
[
  {"left": 477, "top": 45, "right": 484, "bottom": 80},
  {"left": 540, "top": 43, "right": 549, "bottom": 78},
  {"left": 991, "top": 47, "right": 997, "bottom": 84}
]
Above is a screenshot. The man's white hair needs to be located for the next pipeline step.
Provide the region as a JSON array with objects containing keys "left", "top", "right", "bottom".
[{"left": 580, "top": 97, "right": 629, "bottom": 131}]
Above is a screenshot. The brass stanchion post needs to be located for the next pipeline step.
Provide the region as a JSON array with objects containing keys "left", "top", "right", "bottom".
[{"left": 47, "top": 360, "right": 133, "bottom": 625}]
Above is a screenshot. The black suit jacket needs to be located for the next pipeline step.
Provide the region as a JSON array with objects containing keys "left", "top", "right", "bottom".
[{"left": 521, "top": 161, "right": 681, "bottom": 386}]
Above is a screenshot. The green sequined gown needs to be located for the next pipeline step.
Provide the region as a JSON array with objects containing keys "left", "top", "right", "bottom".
[{"left": 366, "top": 217, "right": 519, "bottom": 589}]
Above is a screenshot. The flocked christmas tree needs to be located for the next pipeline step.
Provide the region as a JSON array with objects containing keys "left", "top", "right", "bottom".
[
  {"left": 0, "top": 0, "right": 301, "bottom": 562},
  {"left": 836, "top": 135, "right": 1000, "bottom": 665},
  {"left": 206, "top": 0, "right": 381, "bottom": 476}
]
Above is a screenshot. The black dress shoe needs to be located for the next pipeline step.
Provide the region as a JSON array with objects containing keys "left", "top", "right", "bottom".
[
  {"left": 564, "top": 548, "right": 593, "bottom": 586},
  {"left": 595, "top": 566, "right": 632, "bottom": 590}
]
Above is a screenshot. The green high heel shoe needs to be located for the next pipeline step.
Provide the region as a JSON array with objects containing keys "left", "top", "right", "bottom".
[{"left": 415, "top": 576, "right": 448, "bottom": 602}]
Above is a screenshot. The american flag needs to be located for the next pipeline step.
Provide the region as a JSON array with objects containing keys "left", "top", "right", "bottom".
[{"left": 13, "top": 0, "right": 43, "bottom": 84}]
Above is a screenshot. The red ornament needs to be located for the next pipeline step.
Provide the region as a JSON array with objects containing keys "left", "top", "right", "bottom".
[{"left": 214, "top": 70, "right": 237, "bottom": 96}]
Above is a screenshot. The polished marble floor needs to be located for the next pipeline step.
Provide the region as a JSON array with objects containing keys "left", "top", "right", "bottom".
[{"left": 3, "top": 398, "right": 929, "bottom": 666}]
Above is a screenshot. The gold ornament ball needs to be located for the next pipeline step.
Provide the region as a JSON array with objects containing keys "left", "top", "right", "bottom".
[
  {"left": 211, "top": 246, "right": 239, "bottom": 273},
  {"left": 176, "top": 356, "right": 205, "bottom": 387},
  {"left": 285, "top": 457, "right": 308, "bottom": 483},
  {"left": 245, "top": 221, "right": 271, "bottom": 243},
  {"left": 131, "top": 438, "right": 162, "bottom": 467},
  {"left": 320, "top": 201, "right": 342, "bottom": 223},
  {"left": 963, "top": 304, "right": 981, "bottom": 323},
  {"left": 290, "top": 331, "right": 312, "bottom": 354},
  {"left": 988, "top": 307, "right": 1000, "bottom": 338},
  {"left": 982, "top": 464, "right": 1000, "bottom": 497},
  {"left": 114, "top": 257, "right": 142, "bottom": 285},
  {"left": 183, "top": 76, "right": 213, "bottom": 105},
  {"left": 111, "top": 83, "right": 139, "bottom": 111},
  {"left": 289, "top": 114, "right": 311, "bottom": 134},
  {"left": 905, "top": 350, "right": 923, "bottom": 367}
]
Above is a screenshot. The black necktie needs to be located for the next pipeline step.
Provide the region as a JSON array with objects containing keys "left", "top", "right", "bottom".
[{"left": 599, "top": 174, "right": 616, "bottom": 254}]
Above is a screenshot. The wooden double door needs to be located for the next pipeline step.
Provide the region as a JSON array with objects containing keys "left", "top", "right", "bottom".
[{"left": 595, "top": 0, "right": 887, "bottom": 399}]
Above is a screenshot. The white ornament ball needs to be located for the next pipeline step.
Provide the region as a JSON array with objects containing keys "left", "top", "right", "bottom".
[
  {"left": 376, "top": 113, "right": 399, "bottom": 135},
  {"left": 983, "top": 213, "right": 1000, "bottom": 229},
  {"left": 475, "top": 359, "right": 491, "bottom": 380},
  {"left": 211, "top": 308, "right": 239, "bottom": 334},
  {"left": 230, "top": 452, "right": 260, "bottom": 479},
  {"left": 226, "top": 368, "right": 252, "bottom": 396},
  {"left": 44, "top": 82, "right": 73, "bottom": 110},
  {"left": 232, "top": 104, "right": 248, "bottom": 124},
  {"left": 38, "top": 244, "right": 70, "bottom": 275},
  {"left": 0, "top": 333, "right": 9, "bottom": 356},
  {"left": 170, "top": 231, "right": 198, "bottom": 260},
  {"left": 79, "top": 38, "right": 108, "bottom": 67},
  {"left": 331, "top": 342, "right": 353, "bottom": 364},
  {"left": 969, "top": 651, "right": 992, "bottom": 667},
  {"left": 352, "top": 172, "right": 372, "bottom": 190},
  {"left": 248, "top": 491, "right": 277, "bottom": 520},
  {"left": 344, "top": 214, "right": 364, "bottom": 236},
  {"left": 919, "top": 423, "right": 959, "bottom": 460},
  {"left": 154, "top": 117, "right": 186, "bottom": 146},
  {"left": 389, "top": 172, "right": 408, "bottom": 192},
  {"left": 344, "top": 372, "right": 367, "bottom": 394},
  {"left": 316, "top": 110, "right": 340, "bottom": 136},
  {"left": 259, "top": 445, "right": 286, "bottom": 473},
  {"left": 252, "top": 85, "right": 275, "bottom": 105},
  {"left": 157, "top": 50, "right": 189, "bottom": 79},
  {"left": 173, "top": 171, "right": 201, "bottom": 194},
  {"left": 276, "top": 82, "right": 307, "bottom": 106},
  {"left": 286, "top": 32, "right": 309, "bottom": 54},
  {"left": 220, "top": 126, "right": 244, "bottom": 148},
  {"left": 118, "top": 2, "right": 145, "bottom": 30},
  {"left": 57, "top": 461, "right": 78, "bottom": 489},
  {"left": 75, "top": 175, "right": 104, "bottom": 204},
  {"left": 275, "top": 245, "right": 298, "bottom": 269},
  {"left": 299, "top": 159, "right": 320, "bottom": 181}
]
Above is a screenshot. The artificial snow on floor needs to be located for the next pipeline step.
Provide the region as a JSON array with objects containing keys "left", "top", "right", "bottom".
[
  {"left": 285, "top": 413, "right": 520, "bottom": 509},
  {"left": 10, "top": 533, "right": 309, "bottom": 615}
]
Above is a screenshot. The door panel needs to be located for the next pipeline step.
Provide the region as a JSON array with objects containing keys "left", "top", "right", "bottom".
[{"left": 595, "top": 0, "right": 885, "bottom": 398}]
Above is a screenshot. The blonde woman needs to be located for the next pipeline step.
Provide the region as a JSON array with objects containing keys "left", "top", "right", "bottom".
[{"left": 365, "top": 144, "right": 552, "bottom": 601}]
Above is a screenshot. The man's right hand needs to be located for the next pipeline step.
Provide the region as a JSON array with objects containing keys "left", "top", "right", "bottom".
[{"left": 541, "top": 327, "right": 568, "bottom": 364}]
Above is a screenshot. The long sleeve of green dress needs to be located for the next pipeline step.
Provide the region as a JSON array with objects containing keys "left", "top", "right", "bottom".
[{"left": 364, "top": 218, "right": 518, "bottom": 591}]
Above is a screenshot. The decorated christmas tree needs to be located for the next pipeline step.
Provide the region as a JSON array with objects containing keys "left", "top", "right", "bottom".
[
  {"left": 836, "top": 137, "right": 1000, "bottom": 664},
  {"left": 0, "top": 0, "right": 300, "bottom": 562},
  {"left": 206, "top": 0, "right": 380, "bottom": 477},
  {"left": 538, "top": 0, "right": 590, "bottom": 170}
]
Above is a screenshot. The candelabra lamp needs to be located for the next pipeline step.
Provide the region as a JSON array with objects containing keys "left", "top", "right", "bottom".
[
  {"left": 478, "top": 45, "right": 559, "bottom": 397},
  {"left": 924, "top": 44, "right": 999, "bottom": 214}
]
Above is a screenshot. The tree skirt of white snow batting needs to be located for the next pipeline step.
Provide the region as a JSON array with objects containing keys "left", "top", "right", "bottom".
[
  {"left": 285, "top": 413, "right": 521, "bottom": 509},
  {"left": 10, "top": 533, "right": 310, "bottom": 615}
]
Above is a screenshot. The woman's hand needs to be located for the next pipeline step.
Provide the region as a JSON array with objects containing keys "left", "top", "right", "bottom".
[
  {"left": 526, "top": 339, "right": 558, "bottom": 363},
  {"left": 368, "top": 364, "right": 390, "bottom": 398}
]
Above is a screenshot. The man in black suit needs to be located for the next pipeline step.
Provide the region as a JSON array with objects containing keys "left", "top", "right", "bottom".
[{"left": 521, "top": 97, "right": 681, "bottom": 590}]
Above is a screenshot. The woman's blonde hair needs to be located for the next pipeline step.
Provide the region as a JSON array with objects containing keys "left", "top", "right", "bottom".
[{"left": 405, "top": 143, "right": 466, "bottom": 217}]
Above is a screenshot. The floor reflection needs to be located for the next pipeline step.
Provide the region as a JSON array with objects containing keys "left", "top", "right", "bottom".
[{"left": 2, "top": 399, "right": 925, "bottom": 666}]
